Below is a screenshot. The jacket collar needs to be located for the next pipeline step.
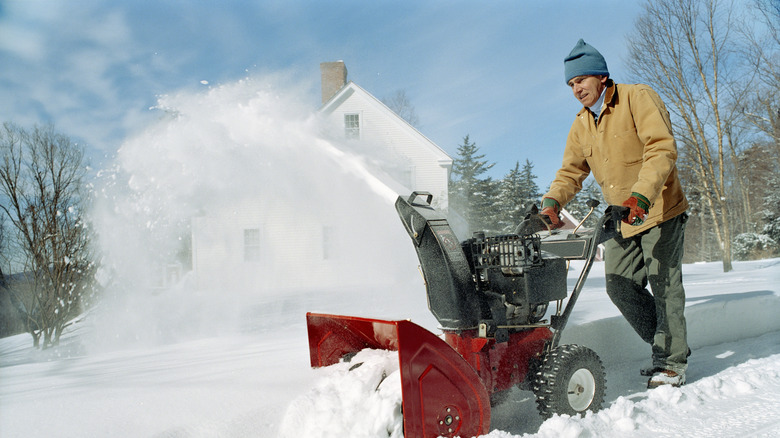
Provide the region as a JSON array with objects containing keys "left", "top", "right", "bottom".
[{"left": 603, "top": 79, "right": 616, "bottom": 108}]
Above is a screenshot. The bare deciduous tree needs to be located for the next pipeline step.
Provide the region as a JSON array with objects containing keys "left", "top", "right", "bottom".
[
  {"left": 626, "top": 0, "right": 758, "bottom": 272},
  {"left": 0, "top": 123, "right": 96, "bottom": 348},
  {"left": 382, "top": 89, "right": 421, "bottom": 128},
  {"left": 741, "top": 0, "right": 780, "bottom": 156}
]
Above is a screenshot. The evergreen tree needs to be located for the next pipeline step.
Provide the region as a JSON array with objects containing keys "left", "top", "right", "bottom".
[
  {"left": 473, "top": 176, "right": 502, "bottom": 234},
  {"left": 497, "top": 160, "right": 540, "bottom": 233},
  {"left": 449, "top": 135, "right": 496, "bottom": 234},
  {"left": 496, "top": 162, "right": 523, "bottom": 233},
  {"left": 518, "top": 159, "right": 541, "bottom": 212},
  {"left": 760, "top": 174, "right": 780, "bottom": 243}
]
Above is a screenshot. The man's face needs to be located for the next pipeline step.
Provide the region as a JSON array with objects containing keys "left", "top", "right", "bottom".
[{"left": 568, "top": 75, "right": 608, "bottom": 107}]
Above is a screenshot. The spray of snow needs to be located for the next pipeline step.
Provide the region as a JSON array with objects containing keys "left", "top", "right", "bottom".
[{"left": 86, "top": 74, "right": 427, "bottom": 350}]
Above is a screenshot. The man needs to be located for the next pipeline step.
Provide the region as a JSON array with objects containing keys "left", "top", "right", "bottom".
[{"left": 540, "top": 39, "right": 690, "bottom": 388}]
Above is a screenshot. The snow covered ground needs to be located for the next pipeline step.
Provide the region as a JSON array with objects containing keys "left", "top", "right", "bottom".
[{"left": 1, "top": 258, "right": 778, "bottom": 438}]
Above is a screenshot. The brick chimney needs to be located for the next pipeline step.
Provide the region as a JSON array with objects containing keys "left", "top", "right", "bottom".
[{"left": 320, "top": 61, "right": 348, "bottom": 104}]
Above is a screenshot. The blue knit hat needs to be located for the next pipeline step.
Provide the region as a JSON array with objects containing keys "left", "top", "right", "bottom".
[{"left": 564, "top": 39, "right": 609, "bottom": 84}]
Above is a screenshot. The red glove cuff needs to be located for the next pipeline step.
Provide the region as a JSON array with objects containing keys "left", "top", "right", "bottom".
[
  {"left": 622, "top": 193, "right": 650, "bottom": 226},
  {"left": 540, "top": 197, "right": 564, "bottom": 230}
]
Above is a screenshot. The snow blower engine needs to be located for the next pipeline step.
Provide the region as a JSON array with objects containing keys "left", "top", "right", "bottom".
[
  {"left": 399, "top": 195, "right": 567, "bottom": 340},
  {"left": 306, "top": 192, "right": 628, "bottom": 438}
]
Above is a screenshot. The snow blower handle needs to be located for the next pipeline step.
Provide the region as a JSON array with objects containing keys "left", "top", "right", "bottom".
[
  {"left": 549, "top": 204, "right": 633, "bottom": 346},
  {"left": 514, "top": 204, "right": 552, "bottom": 235},
  {"left": 407, "top": 191, "right": 433, "bottom": 206},
  {"left": 597, "top": 205, "right": 631, "bottom": 245}
]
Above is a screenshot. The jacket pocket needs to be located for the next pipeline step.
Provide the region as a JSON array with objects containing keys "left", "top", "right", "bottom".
[
  {"left": 582, "top": 144, "right": 593, "bottom": 157},
  {"left": 611, "top": 130, "right": 643, "bottom": 165}
]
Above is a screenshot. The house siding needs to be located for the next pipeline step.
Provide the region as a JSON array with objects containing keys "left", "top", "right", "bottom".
[{"left": 193, "top": 194, "right": 403, "bottom": 293}]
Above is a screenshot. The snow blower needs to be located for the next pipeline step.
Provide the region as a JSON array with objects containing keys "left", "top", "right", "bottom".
[{"left": 306, "top": 192, "right": 628, "bottom": 437}]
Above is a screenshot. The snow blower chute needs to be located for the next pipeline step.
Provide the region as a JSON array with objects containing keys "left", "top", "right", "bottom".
[{"left": 306, "top": 192, "right": 628, "bottom": 437}]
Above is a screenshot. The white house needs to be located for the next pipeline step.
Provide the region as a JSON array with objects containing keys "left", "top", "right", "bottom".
[{"left": 189, "top": 62, "right": 454, "bottom": 294}]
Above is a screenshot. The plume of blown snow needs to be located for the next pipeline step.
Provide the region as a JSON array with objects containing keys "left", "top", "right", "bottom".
[{"left": 87, "top": 74, "right": 424, "bottom": 350}]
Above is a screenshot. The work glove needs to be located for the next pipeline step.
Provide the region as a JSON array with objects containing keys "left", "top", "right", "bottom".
[
  {"left": 622, "top": 193, "right": 650, "bottom": 226},
  {"left": 539, "top": 197, "right": 565, "bottom": 229}
]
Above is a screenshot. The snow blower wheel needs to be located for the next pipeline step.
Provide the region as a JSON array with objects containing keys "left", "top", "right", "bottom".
[{"left": 533, "top": 344, "right": 606, "bottom": 418}]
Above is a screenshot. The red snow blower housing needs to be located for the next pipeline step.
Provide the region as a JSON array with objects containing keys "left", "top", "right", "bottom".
[{"left": 306, "top": 192, "right": 628, "bottom": 437}]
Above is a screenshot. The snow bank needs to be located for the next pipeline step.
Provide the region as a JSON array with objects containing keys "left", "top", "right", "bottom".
[
  {"left": 491, "top": 352, "right": 780, "bottom": 438},
  {"left": 560, "top": 286, "right": 780, "bottom": 368},
  {"left": 278, "top": 349, "right": 404, "bottom": 438}
]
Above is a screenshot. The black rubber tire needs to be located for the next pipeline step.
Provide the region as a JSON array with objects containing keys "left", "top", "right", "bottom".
[{"left": 532, "top": 344, "right": 606, "bottom": 418}]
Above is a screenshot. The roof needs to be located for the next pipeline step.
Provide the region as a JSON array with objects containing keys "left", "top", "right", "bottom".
[
  {"left": 319, "top": 81, "right": 452, "bottom": 165},
  {"left": 560, "top": 208, "right": 580, "bottom": 230}
]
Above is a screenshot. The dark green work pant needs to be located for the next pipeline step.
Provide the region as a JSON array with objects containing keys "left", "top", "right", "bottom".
[{"left": 604, "top": 213, "right": 689, "bottom": 373}]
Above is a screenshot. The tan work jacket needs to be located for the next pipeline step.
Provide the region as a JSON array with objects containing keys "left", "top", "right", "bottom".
[{"left": 545, "top": 81, "right": 689, "bottom": 238}]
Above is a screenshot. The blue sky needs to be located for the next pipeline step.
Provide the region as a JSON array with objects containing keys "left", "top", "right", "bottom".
[{"left": 0, "top": 0, "right": 645, "bottom": 190}]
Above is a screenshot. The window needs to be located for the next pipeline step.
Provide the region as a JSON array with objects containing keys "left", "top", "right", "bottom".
[
  {"left": 244, "top": 228, "right": 261, "bottom": 262},
  {"left": 344, "top": 113, "right": 360, "bottom": 139}
]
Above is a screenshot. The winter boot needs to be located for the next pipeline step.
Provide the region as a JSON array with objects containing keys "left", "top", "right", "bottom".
[
  {"left": 647, "top": 370, "right": 686, "bottom": 388},
  {"left": 640, "top": 365, "right": 663, "bottom": 376},
  {"left": 642, "top": 348, "right": 690, "bottom": 376}
]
